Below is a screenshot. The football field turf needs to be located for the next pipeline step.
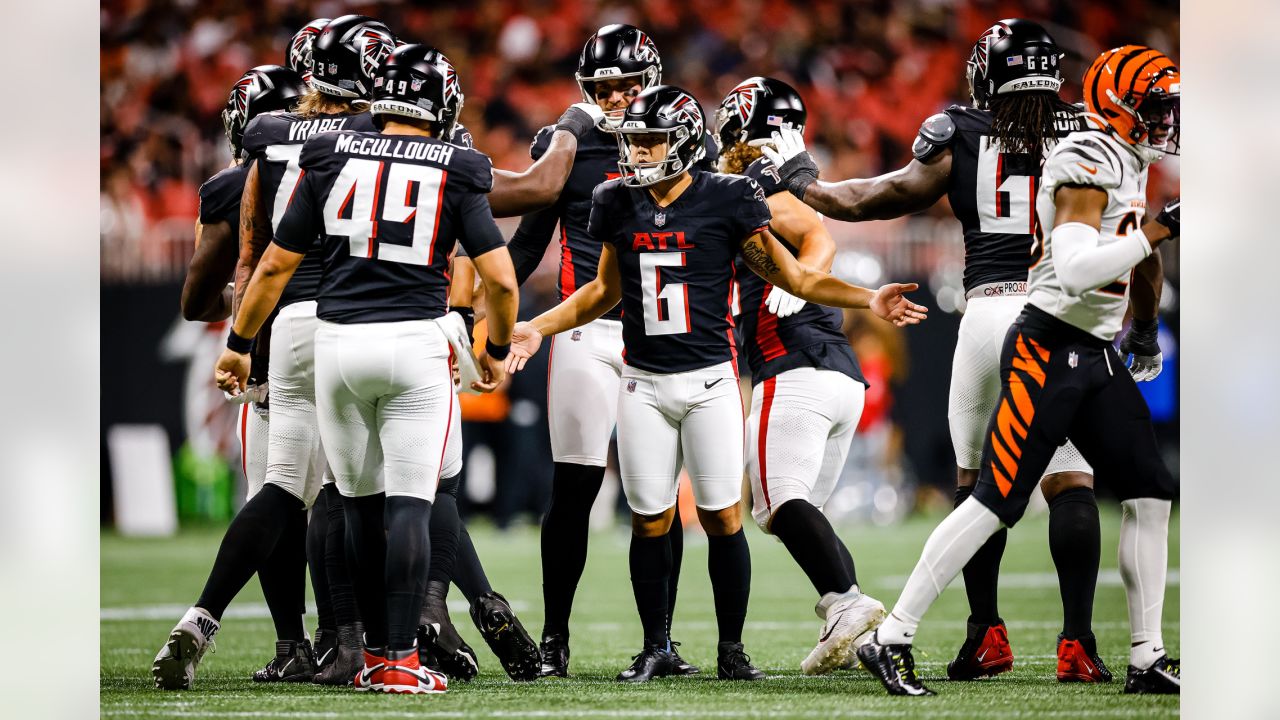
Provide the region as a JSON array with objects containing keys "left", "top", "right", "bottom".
[{"left": 101, "top": 506, "right": 1179, "bottom": 719}]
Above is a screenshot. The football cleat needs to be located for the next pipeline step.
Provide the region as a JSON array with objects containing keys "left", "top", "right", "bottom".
[
  {"left": 857, "top": 633, "right": 935, "bottom": 696},
  {"left": 381, "top": 647, "right": 448, "bottom": 695},
  {"left": 312, "top": 628, "right": 338, "bottom": 671},
  {"left": 717, "top": 641, "right": 766, "bottom": 681},
  {"left": 252, "top": 638, "right": 317, "bottom": 683},
  {"left": 313, "top": 644, "right": 364, "bottom": 686},
  {"left": 947, "top": 620, "right": 1014, "bottom": 680},
  {"left": 802, "top": 591, "right": 886, "bottom": 676},
  {"left": 539, "top": 633, "right": 570, "bottom": 678},
  {"left": 418, "top": 622, "right": 478, "bottom": 682},
  {"left": 470, "top": 591, "right": 541, "bottom": 682},
  {"left": 152, "top": 607, "right": 220, "bottom": 690},
  {"left": 1124, "top": 655, "right": 1180, "bottom": 694},
  {"left": 1056, "top": 633, "right": 1113, "bottom": 683},
  {"left": 616, "top": 640, "right": 675, "bottom": 683},
  {"left": 669, "top": 640, "right": 701, "bottom": 675},
  {"left": 353, "top": 648, "right": 387, "bottom": 692}
]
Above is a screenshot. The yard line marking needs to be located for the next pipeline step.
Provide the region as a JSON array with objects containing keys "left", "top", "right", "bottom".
[{"left": 100, "top": 708, "right": 1173, "bottom": 719}]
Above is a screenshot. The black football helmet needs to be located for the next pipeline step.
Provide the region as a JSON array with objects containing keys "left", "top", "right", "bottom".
[
  {"left": 576, "top": 24, "right": 662, "bottom": 127},
  {"left": 966, "top": 18, "right": 1063, "bottom": 108},
  {"left": 287, "top": 18, "right": 330, "bottom": 86},
  {"left": 615, "top": 85, "right": 706, "bottom": 187},
  {"left": 310, "top": 14, "right": 396, "bottom": 99},
  {"left": 221, "top": 65, "right": 306, "bottom": 158},
  {"left": 713, "top": 76, "right": 806, "bottom": 152},
  {"left": 370, "top": 44, "right": 465, "bottom": 141}
]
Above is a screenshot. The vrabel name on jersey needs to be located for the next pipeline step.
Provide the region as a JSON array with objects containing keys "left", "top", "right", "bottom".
[
  {"left": 287, "top": 116, "right": 356, "bottom": 143},
  {"left": 333, "top": 134, "right": 460, "bottom": 164}
]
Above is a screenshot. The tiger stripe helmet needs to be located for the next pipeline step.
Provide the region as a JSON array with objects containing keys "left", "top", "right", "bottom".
[{"left": 1083, "top": 45, "right": 1180, "bottom": 158}]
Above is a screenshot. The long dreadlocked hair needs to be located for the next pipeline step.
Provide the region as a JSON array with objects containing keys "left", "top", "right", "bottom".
[{"left": 988, "top": 91, "right": 1079, "bottom": 157}]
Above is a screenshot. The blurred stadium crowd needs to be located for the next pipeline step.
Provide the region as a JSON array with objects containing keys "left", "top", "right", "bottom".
[{"left": 100, "top": 0, "right": 1180, "bottom": 527}]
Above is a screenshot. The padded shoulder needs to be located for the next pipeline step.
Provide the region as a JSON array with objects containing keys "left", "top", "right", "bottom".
[
  {"left": 1043, "top": 132, "right": 1125, "bottom": 191},
  {"left": 911, "top": 112, "right": 957, "bottom": 162}
]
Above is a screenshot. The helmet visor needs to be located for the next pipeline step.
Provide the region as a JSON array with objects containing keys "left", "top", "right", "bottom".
[{"left": 1137, "top": 92, "right": 1180, "bottom": 156}]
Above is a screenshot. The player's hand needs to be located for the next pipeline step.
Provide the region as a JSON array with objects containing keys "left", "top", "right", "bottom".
[
  {"left": 870, "top": 283, "right": 929, "bottom": 327},
  {"left": 765, "top": 286, "right": 807, "bottom": 318},
  {"left": 504, "top": 321, "right": 545, "bottom": 374},
  {"left": 750, "top": 127, "right": 818, "bottom": 197},
  {"left": 214, "top": 349, "right": 251, "bottom": 395},
  {"left": 1155, "top": 197, "right": 1180, "bottom": 239},
  {"left": 555, "top": 102, "right": 607, "bottom": 138},
  {"left": 473, "top": 351, "right": 506, "bottom": 393},
  {"left": 1119, "top": 318, "right": 1163, "bottom": 381}
]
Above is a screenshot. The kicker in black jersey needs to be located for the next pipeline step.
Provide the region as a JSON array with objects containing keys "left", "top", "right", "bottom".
[
  {"left": 927, "top": 105, "right": 1083, "bottom": 292},
  {"left": 508, "top": 125, "right": 720, "bottom": 321},
  {"left": 242, "top": 110, "right": 377, "bottom": 308},
  {"left": 198, "top": 164, "right": 248, "bottom": 227},
  {"left": 589, "top": 171, "right": 769, "bottom": 374},
  {"left": 733, "top": 157, "right": 867, "bottom": 387},
  {"left": 272, "top": 129, "right": 502, "bottom": 324}
]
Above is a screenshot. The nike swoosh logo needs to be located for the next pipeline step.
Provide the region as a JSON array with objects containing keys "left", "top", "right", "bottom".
[
  {"left": 819, "top": 611, "right": 845, "bottom": 642},
  {"left": 903, "top": 631, "right": 914, "bottom": 638},
  {"left": 977, "top": 649, "right": 988, "bottom": 662},
  {"left": 1076, "top": 162, "right": 1098, "bottom": 175},
  {"left": 317, "top": 648, "right": 333, "bottom": 666},
  {"left": 704, "top": 379, "right": 724, "bottom": 389}
]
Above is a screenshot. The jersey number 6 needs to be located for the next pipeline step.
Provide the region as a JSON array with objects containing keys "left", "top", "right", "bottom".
[{"left": 639, "top": 252, "right": 691, "bottom": 336}]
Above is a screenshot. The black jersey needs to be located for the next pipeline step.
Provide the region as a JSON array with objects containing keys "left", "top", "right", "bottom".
[
  {"left": 507, "top": 125, "right": 720, "bottom": 321},
  {"left": 198, "top": 164, "right": 247, "bottom": 227},
  {"left": 733, "top": 157, "right": 868, "bottom": 387},
  {"left": 242, "top": 110, "right": 377, "bottom": 308},
  {"left": 930, "top": 105, "right": 1083, "bottom": 292},
  {"left": 589, "top": 172, "right": 771, "bottom": 374},
  {"left": 273, "top": 130, "right": 503, "bottom": 324}
]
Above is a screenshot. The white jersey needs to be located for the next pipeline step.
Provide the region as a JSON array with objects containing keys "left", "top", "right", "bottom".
[{"left": 1029, "top": 128, "right": 1150, "bottom": 340}]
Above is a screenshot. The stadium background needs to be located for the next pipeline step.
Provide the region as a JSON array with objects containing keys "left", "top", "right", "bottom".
[{"left": 99, "top": 0, "right": 1180, "bottom": 531}]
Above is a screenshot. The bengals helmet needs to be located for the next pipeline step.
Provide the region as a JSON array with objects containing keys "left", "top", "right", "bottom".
[
  {"left": 310, "top": 15, "right": 397, "bottom": 99},
  {"left": 287, "top": 18, "right": 330, "bottom": 86},
  {"left": 713, "top": 76, "right": 806, "bottom": 152},
  {"left": 1083, "top": 45, "right": 1180, "bottom": 159},
  {"left": 966, "top": 19, "right": 1064, "bottom": 109},
  {"left": 370, "top": 44, "right": 465, "bottom": 142},
  {"left": 615, "top": 85, "right": 706, "bottom": 187},
  {"left": 221, "top": 65, "right": 306, "bottom": 158},
  {"left": 576, "top": 24, "right": 663, "bottom": 128}
]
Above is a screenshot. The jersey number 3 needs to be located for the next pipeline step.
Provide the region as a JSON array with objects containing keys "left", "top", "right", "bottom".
[
  {"left": 324, "top": 158, "right": 447, "bottom": 266},
  {"left": 640, "top": 253, "right": 691, "bottom": 336}
]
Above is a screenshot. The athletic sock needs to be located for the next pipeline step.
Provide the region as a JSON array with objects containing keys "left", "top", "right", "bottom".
[
  {"left": 344, "top": 493, "right": 388, "bottom": 649},
  {"left": 257, "top": 504, "right": 307, "bottom": 641},
  {"left": 878, "top": 497, "right": 1004, "bottom": 645},
  {"left": 769, "top": 499, "right": 857, "bottom": 596},
  {"left": 195, "top": 483, "right": 305, "bottom": 621},
  {"left": 428, "top": 474, "right": 462, "bottom": 585},
  {"left": 322, "top": 484, "right": 358, "bottom": 627},
  {"left": 666, "top": 510, "right": 684, "bottom": 637},
  {"left": 629, "top": 534, "right": 671, "bottom": 647},
  {"left": 955, "top": 484, "right": 1006, "bottom": 627},
  {"left": 1048, "top": 486, "right": 1100, "bottom": 639},
  {"left": 540, "top": 462, "right": 606, "bottom": 637},
  {"left": 306, "top": 487, "right": 334, "bottom": 633},
  {"left": 707, "top": 529, "right": 751, "bottom": 645},
  {"left": 452, "top": 526, "right": 493, "bottom": 603},
  {"left": 384, "top": 495, "right": 432, "bottom": 652},
  {"left": 1119, "top": 497, "right": 1171, "bottom": 668}
]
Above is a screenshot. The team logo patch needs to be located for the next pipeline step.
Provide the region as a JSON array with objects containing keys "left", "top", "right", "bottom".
[
  {"left": 971, "top": 21, "right": 1012, "bottom": 76},
  {"left": 356, "top": 27, "right": 395, "bottom": 81},
  {"left": 633, "top": 31, "right": 659, "bottom": 64},
  {"left": 627, "top": 380, "right": 637, "bottom": 393},
  {"left": 727, "top": 78, "right": 767, "bottom": 123},
  {"left": 658, "top": 92, "right": 704, "bottom": 139},
  {"left": 1068, "top": 351, "right": 1079, "bottom": 369},
  {"left": 654, "top": 210, "right": 666, "bottom": 227},
  {"left": 411, "top": 77, "right": 424, "bottom": 92},
  {"left": 571, "top": 330, "right": 582, "bottom": 341}
]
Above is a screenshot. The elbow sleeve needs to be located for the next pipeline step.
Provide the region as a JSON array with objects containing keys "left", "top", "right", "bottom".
[{"left": 1054, "top": 222, "right": 1151, "bottom": 297}]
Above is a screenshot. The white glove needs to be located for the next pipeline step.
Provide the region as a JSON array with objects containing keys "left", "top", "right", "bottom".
[
  {"left": 1127, "top": 351, "right": 1163, "bottom": 382},
  {"left": 435, "top": 311, "right": 482, "bottom": 395},
  {"left": 765, "top": 286, "right": 807, "bottom": 318},
  {"left": 751, "top": 127, "right": 808, "bottom": 166},
  {"left": 223, "top": 383, "right": 268, "bottom": 405},
  {"left": 1118, "top": 318, "right": 1162, "bottom": 382}
]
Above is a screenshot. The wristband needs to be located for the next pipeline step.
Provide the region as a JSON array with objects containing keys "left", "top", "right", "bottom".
[
  {"left": 485, "top": 339, "right": 511, "bottom": 361},
  {"left": 227, "top": 329, "right": 254, "bottom": 354}
]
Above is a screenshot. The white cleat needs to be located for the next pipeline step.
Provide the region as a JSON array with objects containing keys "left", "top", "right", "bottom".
[
  {"left": 801, "top": 590, "right": 886, "bottom": 675},
  {"left": 152, "top": 607, "right": 220, "bottom": 690}
]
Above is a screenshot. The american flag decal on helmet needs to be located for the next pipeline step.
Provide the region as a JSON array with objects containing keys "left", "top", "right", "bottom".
[{"left": 972, "top": 21, "right": 1012, "bottom": 76}]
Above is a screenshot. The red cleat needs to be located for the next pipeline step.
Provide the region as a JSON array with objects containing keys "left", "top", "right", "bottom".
[
  {"left": 380, "top": 648, "right": 448, "bottom": 694},
  {"left": 1056, "top": 634, "right": 1113, "bottom": 683},
  {"left": 353, "top": 648, "right": 387, "bottom": 692},
  {"left": 947, "top": 621, "right": 1014, "bottom": 680}
]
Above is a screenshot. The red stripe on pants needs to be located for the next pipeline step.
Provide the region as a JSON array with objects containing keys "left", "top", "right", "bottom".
[{"left": 757, "top": 377, "right": 777, "bottom": 511}]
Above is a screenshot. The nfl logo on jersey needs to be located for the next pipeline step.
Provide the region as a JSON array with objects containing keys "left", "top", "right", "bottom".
[
  {"left": 571, "top": 330, "right": 582, "bottom": 341},
  {"left": 654, "top": 210, "right": 666, "bottom": 227},
  {"left": 627, "top": 380, "right": 637, "bottom": 393},
  {"left": 1069, "top": 351, "right": 1079, "bottom": 368}
]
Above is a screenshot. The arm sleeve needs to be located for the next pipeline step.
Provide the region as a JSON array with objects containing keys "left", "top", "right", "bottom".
[
  {"left": 456, "top": 192, "right": 506, "bottom": 259},
  {"left": 271, "top": 168, "right": 319, "bottom": 254},
  {"left": 1052, "top": 222, "right": 1151, "bottom": 297},
  {"left": 507, "top": 202, "right": 561, "bottom": 285}
]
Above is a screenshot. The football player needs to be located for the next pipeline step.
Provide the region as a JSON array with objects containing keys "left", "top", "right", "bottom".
[
  {"left": 713, "top": 77, "right": 887, "bottom": 675},
  {"left": 759, "top": 19, "right": 1175, "bottom": 682},
  {"left": 504, "top": 85, "right": 926, "bottom": 683},
  {"left": 216, "top": 42, "right": 520, "bottom": 694},
  {"left": 504, "top": 23, "right": 717, "bottom": 677},
  {"left": 154, "top": 64, "right": 309, "bottom": 690},
  {"left": 855, "top": 45, "right": 1182, "bottom": 697}
]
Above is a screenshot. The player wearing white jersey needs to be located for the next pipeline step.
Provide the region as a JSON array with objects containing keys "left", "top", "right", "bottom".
[{"left": 858, "top": 45, "right": 1182, "bottom": 697}]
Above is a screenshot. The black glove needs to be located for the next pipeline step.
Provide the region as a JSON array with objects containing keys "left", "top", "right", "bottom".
[
  {"left": 554, "top": 103, "right": 606, "bottom": 140},
  {"left": 1119, "top": 317, "right": 1159, "bottom": 358},
  {"left": 1155, "top": 198, "right": 1180, "bottom": 239},
  {"left": 776, "top": 152, "right": 819, "bottom": 199},
  {"left": 454, "top": 306, "right": 476, "bottom": 340}
]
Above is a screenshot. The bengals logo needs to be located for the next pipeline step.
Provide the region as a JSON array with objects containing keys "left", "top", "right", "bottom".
[
  {"left": 971, "top": 21, "right": 1012, "bottom": 77},
  {"left": 659, "top": 93, "right": 704, "bottom": 138},
  {"left": 726, "top": 78, "right": 767, "bottom": 123}
]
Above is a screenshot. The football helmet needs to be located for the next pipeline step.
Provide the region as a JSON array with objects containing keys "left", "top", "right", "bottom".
[
  {"left": 370, "top": 44, "right": 465, "bottom": 141},
  {"left": 576, "top": 24, "right": 662, "bottom": 128},
  {"left": 310, "top": 14, "right": 396, "bottom": 99},
  {"left": 714, "top": 76, "right": 806, "bottom": 152},
  {"left": 221, "top": 65, "right": 306, "bottom": 158},
  {"left": 966, "top": 19, "right": 1063, "bottom": 109},
  {"left": 615, "top": 85, "right": 706, "bottom": 187},
  {"left": 1082, "top": 45, "right": 1180, "bottom": 159},
  {"left": 287, "top": 18, "right": 330, "bottom": 86}
]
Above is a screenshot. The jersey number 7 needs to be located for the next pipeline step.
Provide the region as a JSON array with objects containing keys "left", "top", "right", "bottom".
[{"left": 323, "top": 158, "right": 447, "bottom": 266}]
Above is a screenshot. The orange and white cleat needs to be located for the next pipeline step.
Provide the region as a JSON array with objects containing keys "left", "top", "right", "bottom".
[
  {"left": 947, "top": 620, "right": 1014, "bottom": 680},
  {"left": 1056, "top": 634, "right": 1113, "bottom": 683},
  {"left": 353, "top": 648, "right": 387, "bottom": 692},
  {"left": 380, "top": 647, "right": 448, "bottom": 694}
]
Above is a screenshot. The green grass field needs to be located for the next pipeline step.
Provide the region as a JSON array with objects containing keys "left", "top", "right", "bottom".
[{"left": 101, "top": 506, "right": 1178, "bottom": 719}]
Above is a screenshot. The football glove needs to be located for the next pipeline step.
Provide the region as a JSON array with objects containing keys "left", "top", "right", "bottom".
[
  {"left": 1154, "top": 198, "right": 1179, "bottom": 239},
  {"left": 555, "top": 102, "right": 607, "bottom": 139},
  {"left": 752, "top": 127, "right": 818, "bottom": 198},
  {"left": 765, "top": 286, "right": 807, "bottom": 318},
  {"left": 223, "top": 383, "right": 268, "bottom": 405},
  {"left": 436, "top": 311, "right": 482, "bottom": 395},
  {"left": 1118, "top": 317, "right": 1162, "bottom": 382}
]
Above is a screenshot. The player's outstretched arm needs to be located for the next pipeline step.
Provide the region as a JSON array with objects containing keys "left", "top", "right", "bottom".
[
  {"left": 470, "top": 247, "right": 520, "bottom": 392},
  {"left": 233, "top": 160, "right": 271, "bottom": 316},
  {"left": 215, "top": 243, "right": 304, "bottom": 394},
  {"left": 181, "top": 219, "right": 238, "bottom": 322},
  {"left": 506, "top": 244, "right": 623, "bottom": 373},
  {"left": 488, "top": 103, "right": 606, "bottom": 217},
  {"left": 1051, "top": 185, "right": 1172, "bottom": 297},
  {"left": 739, "top": 230, "right": 927, "bottom": 326},
  {"left": 760, "top": 190, "right": 836, "bottom": 317}
]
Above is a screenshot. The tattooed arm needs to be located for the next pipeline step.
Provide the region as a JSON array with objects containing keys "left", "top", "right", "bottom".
[{"left": 233, "top": 160, "right": 272, "bottom": 317}]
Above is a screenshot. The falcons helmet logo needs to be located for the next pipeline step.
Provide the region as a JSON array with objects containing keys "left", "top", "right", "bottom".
[
  {"left": 633, "top": 31, "right": 659, "bottom": 63},
  {"left": 660, "top": 92, "right": 704, "bottom": 138},
  {"left": 727, "top": 78, "right": 767, "bottom": 123},
  {"left": 971, "top": 21, "right": 1012, "bottom": 76},
  {"left": 356, "top": 27, "right": 395, "bottom": 81}
]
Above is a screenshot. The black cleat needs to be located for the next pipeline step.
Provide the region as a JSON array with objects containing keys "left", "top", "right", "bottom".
[
  {"left": 1124, "top": 655, "right": 1180, "bottom": 694},
  {"left": 857, "top": 633, "right": 935, "bottom": 696},
  {"left": 669, "top": 640, "right": 701, "bottom": 675},
  {"left": 252, "top": 639, "right": 317, "bottom": 683},
  {"left": 418, "top": 622, "right": 479, "bottom": 682},
  {"left": 312, "top": 644, "right": 363, "bottom": 686},
  {"left": 716, "top": 641, "right": 765, "bottom": 681},
  {"left": 470, "top": 591, "right": 541, "bottom": 682},
  {"left": 617, "top": 641, "right": 674, "bottom": 683},
  {"left": 539, "top": 633, "right": 570, "bottom": 678},
  {"left": 312, "top": 628, "right": 338, "bottom": 672},
  {"left": 947, "top": 620, "right": 1013, "bottom": 680}
]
